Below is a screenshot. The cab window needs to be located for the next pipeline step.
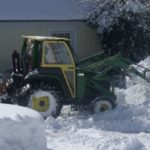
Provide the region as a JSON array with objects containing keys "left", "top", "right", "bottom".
[
  {"left": 43, "top": 42, "right": 73, "bottom": 65},
  {"left": 26, "top": 40, "right": 34, "bottom": 56}
]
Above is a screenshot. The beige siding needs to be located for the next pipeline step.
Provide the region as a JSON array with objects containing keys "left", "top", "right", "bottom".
[{"left": 0, "top": 21, "right": 101, "bottom": 72}]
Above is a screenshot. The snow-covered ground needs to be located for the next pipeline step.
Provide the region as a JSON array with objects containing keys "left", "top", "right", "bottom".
[{"left": 46, "top": 57, "right": 150, "bottom": 150}]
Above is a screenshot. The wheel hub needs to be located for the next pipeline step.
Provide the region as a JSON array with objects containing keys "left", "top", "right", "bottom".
[
  {"left": 94, "top": 99, "right": 113, "bottom": 113},
  {"left": 39, "top": 100, "right": 45, "bottom": 107},
  {"left": 99, "top": 104, "right": 109, "bottom": 112},
  {"left": 32, "top": 96, "right": 50, "bottom": 112}
]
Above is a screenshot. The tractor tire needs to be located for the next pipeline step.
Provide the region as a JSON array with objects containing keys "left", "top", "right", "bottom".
[
  {"left": 17, "top": 81, "right": 63, "bottom": 118},
  {"left": 91, "top": 97, "right": 116, "bottom": 113}
]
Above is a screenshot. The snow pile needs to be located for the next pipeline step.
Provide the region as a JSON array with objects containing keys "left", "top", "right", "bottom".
[
  {"left": 123, "top": 56, "right": 150, "bottom": 105},
  {"left": 46, "top": 56, "right": 150, "bottom": 150},
  {"left": 0, "top": 104, "right": 47, "bottom": 150},
  {"left": 46, "top": 106, "right": 150, "bottom": 150}
]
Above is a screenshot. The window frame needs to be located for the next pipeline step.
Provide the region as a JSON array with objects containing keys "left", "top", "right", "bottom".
[{"left": 41, "top": 40, "right": 75, "bottom": 67}]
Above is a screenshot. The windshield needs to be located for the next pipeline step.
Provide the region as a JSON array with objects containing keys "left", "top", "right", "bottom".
[
  {"left": 26, "top": 40, "right": 34, "bottom": 56},
  {"left": 43, "top": 42, "right": 74, "bottom": 65}
]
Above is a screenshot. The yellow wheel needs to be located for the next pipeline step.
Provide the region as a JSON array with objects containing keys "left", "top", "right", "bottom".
[
  {"left": 32, "top": 96, "right": 50, "bottom": 112},
  {"left": 29, "top": 90, "right": 61, "bottom": 118}
]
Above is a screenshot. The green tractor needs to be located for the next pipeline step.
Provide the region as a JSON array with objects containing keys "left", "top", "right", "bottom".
[{"left": 2, "top": 36, "right": 150, "bottom": 118}]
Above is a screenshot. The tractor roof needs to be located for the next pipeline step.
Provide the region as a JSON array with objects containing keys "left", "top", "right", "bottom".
[{"left": 22, "top": 35, "right": 70, "bottom": 41}]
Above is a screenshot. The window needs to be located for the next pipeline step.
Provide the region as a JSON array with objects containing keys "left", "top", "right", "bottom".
[
  {"left": 26, "top": 40, "right": 34, "bottom": 56},
  {"left": 52, "top": 33, "right": 70, "bottom": 39},
  {"left": 44, "top": 42, "right": 73, "bottom": 65},
  {"left": 44, "top": 43, "right": 56, "bottom": 63}
]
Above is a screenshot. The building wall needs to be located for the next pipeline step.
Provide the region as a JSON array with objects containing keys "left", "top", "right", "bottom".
[{"left": 0, "top": 20, "right": 101, "bottom": 72}]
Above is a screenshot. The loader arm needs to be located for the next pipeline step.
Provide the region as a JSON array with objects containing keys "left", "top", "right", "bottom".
[{"left": 80, "top": 53, "right": 150, "bottom": 82}]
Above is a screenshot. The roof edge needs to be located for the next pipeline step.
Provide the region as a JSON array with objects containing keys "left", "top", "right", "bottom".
[{"left": 0, "top": 19, "right": 86, "bottom": 22}]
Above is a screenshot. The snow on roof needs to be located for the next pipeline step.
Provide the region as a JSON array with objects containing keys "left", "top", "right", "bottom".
[
  {"left": 0, "top": 0, "right": 85, "bottom": 20},
  {"left": 22, "top": 35, "right": 70, "bottom": 41}
]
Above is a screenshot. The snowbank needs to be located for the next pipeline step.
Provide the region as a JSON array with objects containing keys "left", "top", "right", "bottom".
[
  {"left": 0, "top": 104, "right": 47, "bottom": 150},
  {"left": 46, "top": 106, "right": 150, "bottom": 150}
]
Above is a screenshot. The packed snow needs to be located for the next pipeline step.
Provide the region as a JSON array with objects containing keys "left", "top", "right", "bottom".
[{"left": 46, "top": 56, "right": 150, "bottom": 150}]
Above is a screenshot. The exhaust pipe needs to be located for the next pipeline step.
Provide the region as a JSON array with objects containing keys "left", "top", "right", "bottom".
[
  {"left": 0, "top": 74, "right": 6, "bottom": 95},
  {"left": 12, "top": 50, "right": 21, "bottom": 74}
]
